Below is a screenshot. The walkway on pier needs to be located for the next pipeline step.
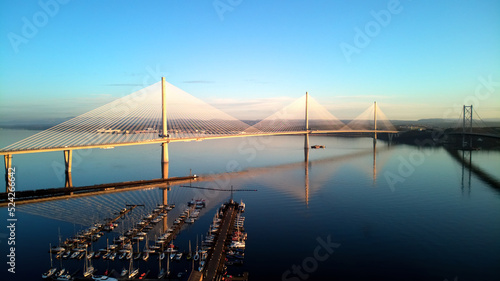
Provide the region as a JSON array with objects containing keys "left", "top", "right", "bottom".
[{"left": 203, "top": 203, "right": 237, "bottom": 281}]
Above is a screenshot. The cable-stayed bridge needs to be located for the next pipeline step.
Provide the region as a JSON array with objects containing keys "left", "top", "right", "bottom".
[
  {"left": 0, "top": 78, "right": 397, "bottom": 153},
  {"left": 1, "top": 78, "right": 398, "bottom": 190}
]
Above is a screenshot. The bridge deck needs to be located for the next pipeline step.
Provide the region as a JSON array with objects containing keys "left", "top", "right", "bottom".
[{"left": 0, "top": 130, "right": 399, "bottom": 155}]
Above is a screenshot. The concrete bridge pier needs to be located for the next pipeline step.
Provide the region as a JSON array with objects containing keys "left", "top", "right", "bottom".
[
  {"left": 63, "top": 150, "right": 73, "bottom": 190},
  {"left": 64, "top": 150, "right": 72, "bottom": 173},
  {"left": 161, "top": 143, "right": 169, "bottom": 178},
  {"left": 4, "top": 154, "right": 13, "bottom": 192}
]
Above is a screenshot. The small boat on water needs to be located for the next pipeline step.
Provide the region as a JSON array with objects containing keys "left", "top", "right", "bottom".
[
  {"left": 158, "top": 268, "right": 168, "bottom": 279},
  {"left": 83, "top": 249, "right": 96, "bottom": 277},
  {"left": 70, "top": 252, "right": 79, "bottom": 259},
  {"left": 102, "top": 251, "right": 111, "bottom": 259},
  {"left": 239, "top": 200, "right": 246, "bottom": 212},
  {"left": 55, "top": 268, "right": 66, "bottom": 277},
  {"left": 229, "top": 241, "right": 246, "bottom": 249},
  {"left": 55, "top": 273, "right": 73, "bottom": 281},
  {"left": 133, "top": 236, "right": 145, "bottom": 241},
  {"left": 120, "top": 267, "right": 128, "bottom": 277},
  {"left": 42, "top": 267, "right": 57, "bottom": 279},
  {"left": 128, "top": 268, "right": 139, "bottom": 279},
  {"left": 311, "top": 144, "right": 326, "bottom": 149},
  {"left": 198, "top": 260, "right": 205, "bottom": 272},
  {"left": 62, "top": 250, "right": 71, "bottom": 259},
  {"left": 193, "top": 251, "right": 199, "bottom": 261},
  {"left": 127, "top": 256, "right": 139, "bottom": 279},
  {"left": 51, "top": 245, "right": 66, "bottom": 254},
  {"left": 83, "top": 262, "right": 96, "bottom": 277}
]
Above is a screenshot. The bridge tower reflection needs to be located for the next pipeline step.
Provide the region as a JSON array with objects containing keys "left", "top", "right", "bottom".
[
  {"left": 373, "top": 140, "right": 377, "bottom": 184},
  {"left": 461, "top": 150, "right": 472, "bottom": 193},
  {"left": 304, "top": 144, "right": 310, "bottom": 207}
]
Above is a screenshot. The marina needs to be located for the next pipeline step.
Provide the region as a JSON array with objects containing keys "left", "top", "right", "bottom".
[{"left": 38, "top": 196, "right": 250, "bottom": 280}]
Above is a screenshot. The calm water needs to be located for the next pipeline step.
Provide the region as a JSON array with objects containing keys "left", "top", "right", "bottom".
[{"left": 1, "top": 128, "right": 500, "bottom": 281}]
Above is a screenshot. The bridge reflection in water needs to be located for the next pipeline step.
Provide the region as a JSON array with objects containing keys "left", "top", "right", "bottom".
[
  {"left": 446, "top": 149, "right": 500, "bottom": 193},
  {"left": 15, "top": 138, "right": 389, "bottom": 229}
]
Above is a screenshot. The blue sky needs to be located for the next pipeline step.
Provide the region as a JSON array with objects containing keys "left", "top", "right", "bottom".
[{"left": 1, "top": 0, "right": 499, "bottom": 122}]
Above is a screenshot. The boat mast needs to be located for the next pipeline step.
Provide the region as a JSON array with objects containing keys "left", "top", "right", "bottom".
[{"left": 49, "top": 243, "right": 53, "bottom": 268}]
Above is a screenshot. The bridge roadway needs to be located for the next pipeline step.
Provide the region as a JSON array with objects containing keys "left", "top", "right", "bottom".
[{"left": 0, "top": 130, "right": 399, "bottom": 155}]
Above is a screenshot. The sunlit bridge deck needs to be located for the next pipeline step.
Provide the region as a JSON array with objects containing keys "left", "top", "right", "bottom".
[{"left": 0, "top": 130, "right": 398, "bottom": 155}]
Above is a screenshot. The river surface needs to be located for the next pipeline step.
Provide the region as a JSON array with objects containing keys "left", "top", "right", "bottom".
[{"left": 0, "top": 128, "right": 499, "bottom": 281}]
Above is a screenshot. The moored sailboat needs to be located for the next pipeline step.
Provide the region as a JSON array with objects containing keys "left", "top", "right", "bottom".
[{"left": 42, "top": 243, "right": 57, "bottom": 279}]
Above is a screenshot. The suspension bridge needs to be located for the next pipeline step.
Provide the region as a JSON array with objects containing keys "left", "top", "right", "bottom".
[{"left": 1, "top": 77, "right": 399, "bottom": 191}]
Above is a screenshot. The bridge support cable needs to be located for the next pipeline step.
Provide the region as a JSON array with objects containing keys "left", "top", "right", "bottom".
[{"left": 64, "top": 150, "right": 72, "bottom": 173}]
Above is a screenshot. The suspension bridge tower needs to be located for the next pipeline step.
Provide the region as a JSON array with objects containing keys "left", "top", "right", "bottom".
[{"left": 462, "top": 105, "right": 473, "bottom": 149}]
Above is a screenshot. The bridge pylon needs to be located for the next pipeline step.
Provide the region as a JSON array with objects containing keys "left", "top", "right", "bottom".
[
  {"left": 4, "top": 154, "right": 13, "bottom": 192},
  {"left": 304, "top": 91, "right": 310, "bottom": 151},
  {"left": 373, "top": 101, "right": 377, "bottom": 143},
  {"left": 161, "top": 77, "right": 169, "bottom": 173},
  {"left": 462, "top": 105, "right": 473, "bottom": 149}
]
